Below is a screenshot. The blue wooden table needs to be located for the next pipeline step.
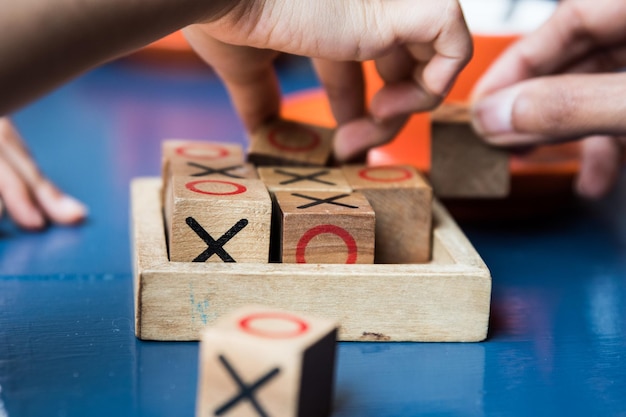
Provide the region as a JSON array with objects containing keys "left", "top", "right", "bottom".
[{"left": 1, "top": 56, "right": 625, "bottom": 417}]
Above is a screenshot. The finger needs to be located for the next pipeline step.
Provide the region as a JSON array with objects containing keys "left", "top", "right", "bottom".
[
  {"left": 472, "top": 1, "right": 626, "bottom": 99},
  {"left": 374, "top": 45, "right": 415, "bottom": 85},
  {"left": 33, "top": 182, "right": 87, "bottom": 225},
  {"left": 0, "top": 119, "right": 86, "bottom": 225},
  {"left": 370, "top": 46, "right": 437, "bottom": 120},
  {"left": 0, "top": 153, "right": 44, "bottom": 230},
  {"left": 333, "top": 115, "right": 408, "bottom": 162},
  {"left": 576, "top": 135, "right": 624, "bottom": 199},
  {"left": 372, "top": 1, "right": 472, "bottom": 119},
  {"left": 472, "top": 73, "right": 626, "bottom": 146},
  {"left": 183, "top": 27, "right": 280, "bottom": 131},
  {"left": 312, "top": 59, "right": 365, "bottom": 124}
]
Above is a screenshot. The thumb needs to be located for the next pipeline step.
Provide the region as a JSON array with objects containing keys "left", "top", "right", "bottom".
[{"left": 471, "top": 73, "right": 626, "bottom": 146}]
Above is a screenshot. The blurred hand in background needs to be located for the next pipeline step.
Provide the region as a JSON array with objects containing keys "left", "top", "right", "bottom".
[{"left": 472, "top": 0, "right": 626, "bottom": 198}]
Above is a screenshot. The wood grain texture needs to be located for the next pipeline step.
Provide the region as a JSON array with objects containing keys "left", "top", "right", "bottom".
[
  {"left": 257, "top": 167, "right": 352, "bottom": 193},
  {"left": 430, "top": 102, "right": 510, "bottom": 198},
  {"left": 342, "top": 165, "right": 433, "bottom": 264},
  {"left": 247, "top": 119, "right": 333, "bottom": 167},
  {"left": 161, "top": 140, "right": 246, "bottom": 206},
  {"left": 165, "top": 176, "right": 271, "bottom": 263},
  {"left": 168, "top": 159, "right": 259, "bottom": 180},
  {"left": 197, "top": 305, "right": 337, "bottom": 417},
  {"left": 131, "top": 178, "right": 491, "bottom": 342},
  {"left": 274, "top": 191, "right": 375, "bottom": 264},
  {"left": 162, "top": 140, "right": 245, "bottom": 164}
]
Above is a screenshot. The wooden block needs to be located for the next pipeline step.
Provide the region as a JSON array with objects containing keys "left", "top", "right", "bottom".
[
  {"left": 162, "top": 140, "right": 245, "bottom": 165},
  {"left": 131, "top": 177, "right": 492, "bottom": 342},
  {"left": 247, "top": 119, "right": 333, "bottom": 167},
  {"left": 430, "top": 102, "right": 510, "bottom": 198},
  {"left": 274, "top": 191, "right": 375, "bottom": 264},
  {"left": 342, "top": 165, "right": 432, "bottom": 264},
  {"left": 257, "top": 167, "right": 351, "bottom": 194},
  {"left": 169, "top": 159, "right": 259, "bottom": 180},
  {"left": 197, "top": 305, "right": 337, "bottom": 417},
  {"left": 161, "top": 140, "right": 246, "bottom": 206},
  {"left": 165, "top": 176, "right": 271, "bottom": 263}
]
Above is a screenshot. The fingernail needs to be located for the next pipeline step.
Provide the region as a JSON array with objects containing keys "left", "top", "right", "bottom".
[
  {"left": 472, "top": 86, "right": 520, "bottom": 138},
  {"left": 58, "top": 195, "right": 88, "bottom": 220}
]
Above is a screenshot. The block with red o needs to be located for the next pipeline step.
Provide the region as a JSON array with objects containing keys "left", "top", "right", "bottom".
[
  {"left": 197, "top": 305, "right": 338, "bottom": 417},
  {"left": 273, "top": 191, "right": 375, "bottom": 264},
  {"left": 164, "top": 176, "right": 272, "bottom": 263},
  {"left": 247, "top": 119, "right": 334, "bottom": 167},
  {"left": 162, "top": 140, "right": 245, "bottom": 164},
  {"left": 342, "top": 165, "right": 433, "bottom": 264}
]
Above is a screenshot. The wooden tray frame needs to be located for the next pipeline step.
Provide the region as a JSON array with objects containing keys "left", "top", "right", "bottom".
[{"left": 132, "top": 178, "right": 491, "bottom": 342}]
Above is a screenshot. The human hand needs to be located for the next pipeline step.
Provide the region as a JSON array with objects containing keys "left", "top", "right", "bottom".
[
  {"left": 0, "top": 118, "right": 87, "bottom": 230},
  {"left": 183, "top": 0, "right": 472, "bottom": 162},
  {"left": 471, "top": 0, "right": 626, "bottom": 198}
]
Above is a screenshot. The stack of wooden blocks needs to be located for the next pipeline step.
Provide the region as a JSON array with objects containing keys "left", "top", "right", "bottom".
[{"left": 162, "top": 118, "right": 433, "bottom": 266}]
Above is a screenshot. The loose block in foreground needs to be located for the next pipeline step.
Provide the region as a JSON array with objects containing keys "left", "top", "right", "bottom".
[
  {"left": 197, "top": 305, "right": 337, "bottom": 417},
  {"left": 132, "top": 177, "right": 491, "bottom": 342}
]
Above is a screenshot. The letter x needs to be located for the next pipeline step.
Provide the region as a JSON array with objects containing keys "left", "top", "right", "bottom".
[
  {"left": 274, "top": 169, "right": 335, "bottom": 186},
  {"left": 186, "top": 217, "right": 248, "bottom": 262},
  {"left": 214, "top": 354, "right": 280, "bottom": 417},
  {"left": 292, "top": 193, "right": 358, "bottom": 209},
  {"left": 188, "top": 162, "right": 245, "bottom": 179}
]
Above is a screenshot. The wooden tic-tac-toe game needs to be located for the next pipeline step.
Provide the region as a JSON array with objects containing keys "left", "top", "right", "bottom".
[{"left": 131, "top": 116, "right": 492, "bottom": 342}]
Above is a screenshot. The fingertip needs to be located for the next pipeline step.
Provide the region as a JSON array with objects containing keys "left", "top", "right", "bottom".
[
  {"left": 333, "top": 116, "right": 407, "bottom": 162},
  {"left": 471, "top": 86, "right": 519, "bottom": 139},
  {"left": 370, "top": 83, "right": 439, "bottom": 121},
  {"left": 332, "top": 128, "right": 359, "bottom": 163},
  {"left": 576, "top": 136, "right": 622, "bottom": 199},
  {"left": 54, "top": 195, "right": 88, "bottom": 225},
  {"left": 575, "top": 174, "right": 610, "bottom": 200},
  {"left": 36, "top": 183, "right": 88, "bottom": 225}
]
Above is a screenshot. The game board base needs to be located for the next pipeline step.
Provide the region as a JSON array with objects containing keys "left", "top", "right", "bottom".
[{"left": 131, "top": 178, "right": 491, "bottom": 342}]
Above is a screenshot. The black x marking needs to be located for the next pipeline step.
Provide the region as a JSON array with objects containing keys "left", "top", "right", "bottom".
[
  {"left": 274, "top": 169, "right": 335, "bottom": 186},
  {"left": 292, "top": 193, "right": 358, "bottom": 209},
  {"left": 186, "top": 217, "right": 248, "bottom": 262},
  {"left": 187, "top": 162, "right": 245, "bottom": 179},
  {"left": 214, "top": 354, "right": 280, "bottom": 417}
]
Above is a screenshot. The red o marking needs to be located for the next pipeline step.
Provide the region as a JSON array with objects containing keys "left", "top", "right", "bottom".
[
  {"left": 358, "top": 166, "right": 413, "bottom": 182},
  {"left": 296, "top": 224, "right": 357, "bottom": 264},
  {"left": 185, "top": 179, "right": 247, "bottom": 196},
  {"left": 239, "top": 312, "right": 309, "bottom": 338},
  {"left": 175, "top": 144, "right": 229, "bottom": 160},
  {"left": 267, "top": 125, "right": 321, "bottom": 152}
]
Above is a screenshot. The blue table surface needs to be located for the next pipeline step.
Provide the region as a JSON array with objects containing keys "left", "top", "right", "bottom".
[{"left": 1, "top": 56, "right": 625, "bottom": 417}]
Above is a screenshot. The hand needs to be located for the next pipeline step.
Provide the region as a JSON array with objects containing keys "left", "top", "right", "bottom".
[
  {"left": 471, "top": 0, "right": 626, "bottom": 198},
  {"left": 183, "top": 0, "right": 472, "bottom": 162},
  {"left": 0, "top": 118, "right": 87, "bottom": 230}
]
